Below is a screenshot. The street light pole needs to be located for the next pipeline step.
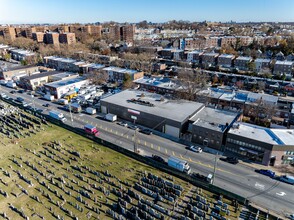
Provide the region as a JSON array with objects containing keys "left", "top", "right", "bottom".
[
  {"left": 212, "top": 153, "right": 218, "bottom": 185},
  {"left": 31, "top": 94, "right": 36, "bottom": 111},
  {"left": 68, "top": 100, "right": 73, "bottom": 126}
]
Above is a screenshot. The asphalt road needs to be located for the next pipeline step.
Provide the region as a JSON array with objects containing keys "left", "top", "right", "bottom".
[{"left": 1, "top": 86, "right": 293, "bottom": 216}]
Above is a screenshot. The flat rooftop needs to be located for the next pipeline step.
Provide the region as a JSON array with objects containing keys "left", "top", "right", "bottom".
[
  {"left": 103, "top": 66, "right": 138, "bottom": 74},
  {"left": 236, "top": 56, "right": 252, "bottom": 61},
  {"left": 21, "top": 71, "right": 61, "bottom": 80},
  {"left": 219, "top": 54, "right": 235, "bottom": 59},
  {"left": 134, "top": 76, "right": 181, "bottom": 90},
  {"left": 275, "top": 60, "right": 293, "bottom": 66},
  {"left": 190, "top": 107, "right": 238, "bottom": 132},
  {"left": 2, "top": 65, "right": 37, "bottom": 72},
  {"left": 228, "top": 122, "right": 294, "bottom": 145},
  {"left": 101, "top": 89, "right": 204, "bottom": 123},
  {"left": 45, "top": 76, "right": 88, "bottom": 88},
  {"left": 50, "top": 72, "right": 78, "bottom": 79}
]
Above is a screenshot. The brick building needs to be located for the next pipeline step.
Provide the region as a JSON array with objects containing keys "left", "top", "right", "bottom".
[
  {"left": 32, "top": 32, "right": 45, "bottom": 43},
  {"left": 59, "top": 33, "right": 76, "bottom": 45},
  {"left": 45, "top": 32, "right": 60, "bottom": 45}
]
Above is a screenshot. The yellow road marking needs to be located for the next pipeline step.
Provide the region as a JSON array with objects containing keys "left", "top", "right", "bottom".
[
  {"left": 157, "top": 146, "right": 160, "bottom": 151},
  {"left": 144, "top": 141, "right": 147, "bottom": 146},
  {"left": 165, "top": 149, "right": 168, "bottom": 154},
  {"left": 138, "top": 139, "right": 141, "bottom": 144},
  {"left": 151, "top": 144, "right": 153, "bottom": 149},
  {"left": 172, "top": 151, "right": 175, "bottom": 156},
  {"left": 189, "top": 157, "right": 192, "bottom": 162},
  {"left": 180, "top": 154, "right": 183, "bottom": 158}
]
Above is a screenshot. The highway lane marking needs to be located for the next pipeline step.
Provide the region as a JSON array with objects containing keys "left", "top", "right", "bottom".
[
  {"left": 115, "top": 131, "right": 118, "bottom": 135},
  {"left": 172, "top": 151, "right": 175, "bottom": 156},
  {"left": 189, "top": 157, "right": 192, "bottom": 162},
  {"left": 165, "top": 149, "right": 168, "bottom": 154},
  {"left": 157, "top": 146, "right": 160, "bottom": 151},
  {"left": 126, "top": 135, "right": 128, "bottom": 139},
  {"left": 180, "top": 154, "right": 183, "bottom": 158},
  {"left": 138, "top": 139, "right": 141, "bottom": 144},
  {"left": 144, "top": 141, "right": 147, "bottom": 146},
  {"left": 110, "top": 129, "right": 112, "bottom": 132},
  {"left": 151, "top": 144, "right": 153, "bottom": 149},
  {"left": 254, "top": 182, "right": 265, "bottom": 190}
]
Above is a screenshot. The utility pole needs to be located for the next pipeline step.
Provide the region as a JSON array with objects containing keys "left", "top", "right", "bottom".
[
  {"left": 212, "top": 153, "right": 218, "bottom": 185},
  {"left": 134, "top": 128, "right": 138, "bottom": 153}
]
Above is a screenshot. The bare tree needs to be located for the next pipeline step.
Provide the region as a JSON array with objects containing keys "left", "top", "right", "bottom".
[
  {"left": 85, "top": 69, "right": 109, "bottom": 85},
  {"left": 175, "top": 68, "right": 208, "bottom": 100}
]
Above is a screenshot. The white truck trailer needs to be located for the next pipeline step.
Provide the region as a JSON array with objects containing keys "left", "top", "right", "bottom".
[
  {"left": 85, "top": 107, "right": 96, "bottom": 115},
  {"left": 104, "top": 113, "right": 117, "bottom": 122},
  {"left": 168, "top": 156, "right": 191, "bottom": 174},
  {"left": 49, "top": 111, "right": 66, "bottom": 122}
]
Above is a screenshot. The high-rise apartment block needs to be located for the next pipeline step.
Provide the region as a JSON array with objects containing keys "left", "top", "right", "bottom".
[{"left": 59, "top": 33, "right": 76, "bottom": 45}]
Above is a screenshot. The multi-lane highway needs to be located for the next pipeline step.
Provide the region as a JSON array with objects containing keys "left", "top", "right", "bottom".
[{"left": 1, "top": 85, "right": 293, "bottom": 216}]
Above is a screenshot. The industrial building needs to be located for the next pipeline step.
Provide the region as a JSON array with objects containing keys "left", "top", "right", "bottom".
[
  {"left": 188, "top": 107, "right": 240, "bottom": 150},
  {"left": 226, "top": 122, "right": 294, "bottom": 166},
  {"left": 100, "top": 90, "right": 239, "bottom": 142},
  {"left": 44, "top": 76, "right": 89, "bottom": 99},
  {"left": 0, "top": 65, "right": 39, "bottom": 80}
]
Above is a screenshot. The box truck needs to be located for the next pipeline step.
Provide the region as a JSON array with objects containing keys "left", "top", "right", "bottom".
[
  {"left": 168, "top": 156, "right": 191, "bottom": 174},
  {"left": 68, "top": 102, "right": 82, "bottom": 113},
  {"left": 43, "top": 94, "right": 54, "bottom": 101},
  {"left": 104, "top": 113, "right": 117, "bottom": 122},
  {"left": 58, "top": 99, "right": 69, "bottom": 105},
  {"left": 84, "top": 124, "right": 99, "bottom": 136},
  {"left": 86, "top": 107, "right": 96, "bottom": 115},
  {"left": 49, "top": 111, "right": 66, "bottom": 122}
]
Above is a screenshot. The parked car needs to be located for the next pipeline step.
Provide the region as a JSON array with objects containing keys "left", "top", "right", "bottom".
[
  {"left": 42, "top": 103, "right": 50, "bottom": 107},
  {"left": 140, "top": 129, "right": 153, "bottom": 135},
  {"left": 188, "top": 145, "right": 202, "bottom": 153},
  {"left": 255, "top": 169, "right": 275, "bottom": 178},
  {"left": 278, "top": 175, "right": 294, "bottom": 185},
  {"left": 117, "top": 121, "right": 128, "bottom": 127},
  {"left": 220, "top": 156, "right": 239, "bottom": 164},
  {"left": 18, "top": 90, "right": 25, "bottom": 93},
  {"left": 151, "top": 154, "right": 165, "bottom": 163},
  {"left": 127, "top": 124, "right": 139, "bottom": 130},
  {"left": 10, "top": 90, "right": 16, "bottom": 94}
]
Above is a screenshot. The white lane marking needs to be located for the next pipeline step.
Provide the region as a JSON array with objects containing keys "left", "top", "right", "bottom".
[
  {"left": 276, "top": 192, "right": 286, "bottom": 196},
  {"left": 254, "top": 182, "right": 265, "bottom": 190}
]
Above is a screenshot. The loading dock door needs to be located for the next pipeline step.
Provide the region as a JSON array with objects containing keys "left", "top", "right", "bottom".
[
  {"left": 101, "top": 106, "right": 107, "bottom": 114},
  {"left": 165, "top": 124, "right": 180, "bottom": 138}
]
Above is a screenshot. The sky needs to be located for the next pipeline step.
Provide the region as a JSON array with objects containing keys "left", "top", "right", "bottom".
[{"left": 0, "top": 0, "right": 294, "bottom": 24}]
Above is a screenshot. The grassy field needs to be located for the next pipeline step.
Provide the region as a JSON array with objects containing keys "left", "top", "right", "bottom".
[{"left": 0, "top": 109, "right": 243, "bottom": 219}]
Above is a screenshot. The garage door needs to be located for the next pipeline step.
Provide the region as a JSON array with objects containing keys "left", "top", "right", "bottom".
[
  {"left": 101, "top": 106, "right": 107, "bottom": 114},
  {"left": 165, "top": 124, "right": 180, "bottom": 138}
]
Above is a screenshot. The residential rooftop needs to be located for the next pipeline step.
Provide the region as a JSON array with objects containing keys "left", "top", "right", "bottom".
[
  {"left": 21, "top": 71, "right": 61, "bottom": 80},
  {"left": 275, "top": 60, "right": 294, "bottom": 65},
  {"left": 134, "top": 76, "right": 182, "bottom": 90},
  {"left": 219, "top": 54, "right": 235, "bottom": 59},
  {"left": 236, "top": 56, "right": 252, "bottom": 61}
]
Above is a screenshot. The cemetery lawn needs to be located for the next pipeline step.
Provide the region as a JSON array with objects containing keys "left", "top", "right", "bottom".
[{"left": 0, "top": 123, "right": 241, "bottom": 220}]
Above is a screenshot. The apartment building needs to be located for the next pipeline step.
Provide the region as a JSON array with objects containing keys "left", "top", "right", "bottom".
[
  {"left": 205, "top": 36, "right": 219, "bottom": 48},
  {"left": 234, "top": 56, "right": 252, "bottom": 70},
  {"left": 273, "top": 61, "right": 293, "bottom": 77},
  {"left": 218, "top": 54, "right": 235, "bottom": 68},
  {"left": 32, "top": 32, "right": 45, "bottom": 43},
  {"left": 254, "top": 58, "right": 271, "bottom": 73},
  {"left": 220, "top": 36, "right": 236, "bottom": 48},
  {"left": 108, "top": 25, "right": 121, "bottom": 42},
  {"left": 102, "top": 66, "right": 143, "bottom": 82},
  {"left": 173, "top": 49, "right": 184, "bottom": 61},
  {"left": 0, "top": 65, "right": 39, "bottom": 80},
  {"left": 0, "top": 27, "right": 16, "bottom": 41},
  {"left": 10, "top": 49, "right": 36, "bottom": 61},
  {"left": 59, "top": 33, "right": 76, "bottom": 45},
  {"left": 45, "top": 32, "right": 60, "bottom": 45},
  {"left": 23, "top": 27, "right": 36, "bottom": 38},
  {"left": 237, "top": 36, "right": 253, "bottom": 46},
  {"left": 201, "top": 53, "right": 219, "bottom": 67},
  {"left": 121, "top": 25, "right": 135, "bottom": 43},
  {"left": 186, "top": 50, "right": 204, "bottom": 63}
]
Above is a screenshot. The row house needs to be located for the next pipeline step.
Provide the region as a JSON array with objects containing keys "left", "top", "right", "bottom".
[
  {"left": 234, "top": 56, "right": 252, "bottom": 71},
  {"left": 273, "top": 61, "right": 293, "bottom": 78},
  {"left": 254, "top": 58, "right": 271, "bottom": 73},
  {"left": 201, "top": 53, "right": 219, "bottom": 67},
  {"left": 102, "top": 66, "right": 143, "bottom": 83},
  {"left": 186, "top": 51, "right": 204, "bottom": 64},
  {"left": 204, "top": 36, "right": 219, "bottom": 48},
  {"left": 218, "top": 54, "right": 235, "bottom": 68},
  {"left": 220, "top": 36, "right": 237, "bottom": 48},
  {"left": 10, "top": 49, "right": 36, "bottom": 61}
]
